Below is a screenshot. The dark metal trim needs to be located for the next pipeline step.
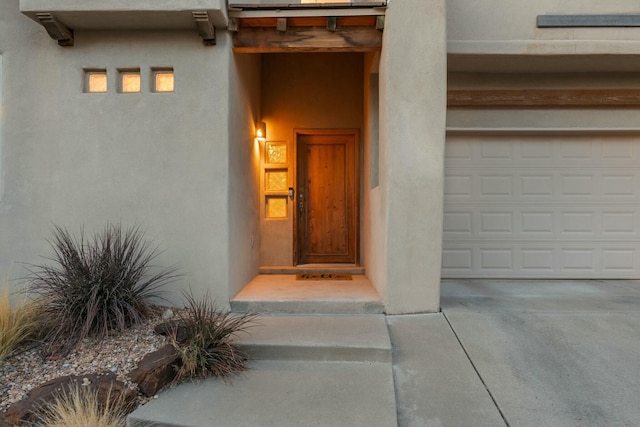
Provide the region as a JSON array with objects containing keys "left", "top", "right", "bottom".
[{"left": 537, "top": 14, "right": 640, "bottom": 28}]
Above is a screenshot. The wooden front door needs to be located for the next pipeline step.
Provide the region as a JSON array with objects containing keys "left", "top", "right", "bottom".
[{"left": 296, "top": 131, "right": 358, "bottom": 264}]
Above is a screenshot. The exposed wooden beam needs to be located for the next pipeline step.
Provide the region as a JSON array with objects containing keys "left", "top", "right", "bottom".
[
  {"left": 36, "top": 12, "right": 74, "bottom": 47},
  {"left": 276, "top": 18, "right": 287, "bottom": 32},
  {"left": 192, "top": 11, "right": 216, "bottom": 46},
  {"left": 448, "top": 89, "right": 640, "bottom": 108},
  {"left": 238, "top": 16, "right": 377, "bottom": 28},
  {"left": 327, "top": 17, "right": 337, "bottom": 32},
  {"left": 233, "top": 27, "right": 382, "bottom": 53}
]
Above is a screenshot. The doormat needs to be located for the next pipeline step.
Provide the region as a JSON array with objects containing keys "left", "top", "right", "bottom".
[{"left": 296, "top": 273, "right": 353, "bottom": 281}]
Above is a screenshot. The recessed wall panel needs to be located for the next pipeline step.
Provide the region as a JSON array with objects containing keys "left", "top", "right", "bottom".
[
  {"left": 602, "top": 250, "right": 634, "bottom": 271},
  {"left": 562, "top": 249, "right": 594, "bottom": 271},
  {"left": 561, "top": 176, "right": 592, "bottom": 196},
  {"left": 521, "top": 175, "right": 553, "bottom": 196},
  {"left": 480, "top": 213, "right": 512, "bottom": 233},
  {"left": 444, "top": 175, "right": 473, "bottom": 197},
  {"left": 481, "top": 249, "right": 512, "bottom": 270},
  {"left": 522, "top": 249, "right": 554, "bottom": 271},
  {"left": 442, "top": 250, "right": 472, "bottom": 270},
  {"left": 443, "top": 212, "right": 473, "bottom": 233},
  {"left": 522, "top": 212, "right": 553, "bottom": 233},
  {"left": 480, "top": 176, "right": 512, "bottom": 196},
  {"left": 603, "top": 175, "right": 635, "bottom": 196}
]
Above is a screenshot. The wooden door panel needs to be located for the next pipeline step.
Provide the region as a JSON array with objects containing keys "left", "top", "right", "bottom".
[
  {"left": 296, "top": 132, "right": 358, "bottom": 264},
  {"left": 307, "top": 143, "right": 347, "bottom": 255}
]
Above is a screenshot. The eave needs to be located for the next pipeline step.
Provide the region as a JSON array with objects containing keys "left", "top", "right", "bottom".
[{"left": 19, "top": 0, "right": 228, "bottom": 46}]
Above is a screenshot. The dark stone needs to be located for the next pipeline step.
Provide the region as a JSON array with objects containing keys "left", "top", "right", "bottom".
[
  {"left": 154, "top": 320, "right": 191, "bottom": 344},
  {"left": 130, "top": 344, "right": 181, "bottom": 397},
  {"left": 2, "top": 373, "right": 136, "bottom": 427}
]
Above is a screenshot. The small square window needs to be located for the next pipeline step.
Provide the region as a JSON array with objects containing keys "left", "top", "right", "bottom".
[
  {"left": 153, "top": 69, "right": 174, "bottom": 93},
  {"left": 119, "top": 70, "right": 141, "bottom": 93},
  {"left": 85, "top": 70, "right": 107, "bottom": 93},
  {"left": 266, "top": 196, "right": 288, "bottom": 219}
]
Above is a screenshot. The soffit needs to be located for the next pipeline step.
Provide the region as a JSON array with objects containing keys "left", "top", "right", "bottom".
[{"left": 20, "top": 0, "right": 227, "bottom": 46}]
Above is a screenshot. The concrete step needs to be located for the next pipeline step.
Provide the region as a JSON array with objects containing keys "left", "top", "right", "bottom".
[
  {"left": 127, "top": 360, "right": 398, "bottom": 427},
  {"left": 127, "top": 314, "right": 396, "bottom": 427},
  {"left": 259, "top": 264, "right": 366, "bottom": 275},
  {"left": 231, "top": 274, "right": 384, "bottom": 314},
  {"left": 237, "top": 315, "right": 392, "bottom": 363}
]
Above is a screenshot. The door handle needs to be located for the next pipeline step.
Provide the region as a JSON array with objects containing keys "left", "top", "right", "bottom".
[{"left": 289, "top": 187, "right": 295, "bottom": 200}]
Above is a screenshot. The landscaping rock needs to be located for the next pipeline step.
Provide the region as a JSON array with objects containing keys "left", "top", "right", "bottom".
[
  {"left": 154, "top": 320, "right": 191, "bottom": 344},
  {"left": 130, "top": 344, "right": 181, "bottom": 397},
  {"left": 2, "top": 373, "right": 136, "bottom": 426}
]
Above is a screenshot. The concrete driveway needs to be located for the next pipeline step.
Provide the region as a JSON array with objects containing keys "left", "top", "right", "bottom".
[
  {"left": 429, "top": 279, "right": 640, "bottom": 427},
  {"left": 129, "top": 279, "right": 640, "bottom": 427}
]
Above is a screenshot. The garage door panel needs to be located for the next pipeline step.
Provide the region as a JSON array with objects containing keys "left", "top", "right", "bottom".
[
  {"left": 443, "top": 135, "right": 640, "bottom": 278},
  {"left": 444, "top": 243, "right": 640, "bottom": 278}
]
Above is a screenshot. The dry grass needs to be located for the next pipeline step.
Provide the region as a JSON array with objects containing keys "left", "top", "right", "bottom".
[
  {"left": 0, "top": 286, "right": 40, "bottom": 360},
  {"left": 36, "top": 384, "right": 129, "bottom": 427}
]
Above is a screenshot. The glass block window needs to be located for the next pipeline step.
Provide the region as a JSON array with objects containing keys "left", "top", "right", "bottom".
[
  {"left": 266, "top": 142, "right": 288, "bottom": 165},
  {"left": 153, "top": 69, "right": 174, "bottom": 93},
  {"left": 120, "top": 70, "right": 141, "bottom": 93},
  {"left": 266, "top": 170, "right": 288, "bottom": 192},
  {"left": 266, "top": 197, "right": 288, "bottom": 219},
  {"left": 84, "top": 70, "right": 107, "bottom": 93}
]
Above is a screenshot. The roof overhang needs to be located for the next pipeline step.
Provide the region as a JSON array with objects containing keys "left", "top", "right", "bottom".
[{"left": 20, "top": 0, "right": 228, "bottom": 46}]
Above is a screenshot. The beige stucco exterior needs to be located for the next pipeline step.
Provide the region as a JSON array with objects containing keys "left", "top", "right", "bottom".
[{"left": 1, "top": 0, "right": 639, "bottom": 313}]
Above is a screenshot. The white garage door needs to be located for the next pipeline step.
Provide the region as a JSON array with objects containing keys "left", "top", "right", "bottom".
[{"left": 443, "top": 133, "right": 640, "bottom": 278}]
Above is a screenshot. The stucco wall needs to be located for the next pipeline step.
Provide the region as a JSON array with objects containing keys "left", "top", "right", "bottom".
[
  {"left": 448, "top": 0, "right": 640, "bottom": 56},
  {"left": 378, "top": 0, "right": 447, "bottom": 313},
  {"left": 0, "top": 0, "right": 238, "bottom": 305},
  {"left": 362, "top": 52, "right": 386, "bottom": 303},
  {"left": 228, "top": 52, "right": 261, "bottom": 298}
]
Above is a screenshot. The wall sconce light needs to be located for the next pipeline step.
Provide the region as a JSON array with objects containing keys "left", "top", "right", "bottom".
[{"left": 256, "top": 121, "right": 267, "bottom": 141}]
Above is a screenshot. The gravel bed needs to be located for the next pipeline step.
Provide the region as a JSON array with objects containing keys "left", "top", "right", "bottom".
[{"left": 0, "top": 307, "right": 177, "bottom": 414}]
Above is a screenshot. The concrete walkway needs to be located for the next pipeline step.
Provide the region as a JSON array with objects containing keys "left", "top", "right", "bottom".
[{"left": 128, "top": 279, "right": 640, "bottom": 427}]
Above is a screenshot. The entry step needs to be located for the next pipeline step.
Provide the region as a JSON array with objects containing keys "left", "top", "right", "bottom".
[
  {"left": 259, "top": 264, "right": 365, "bottom": 275},
  {"left": 231, "top": 274, "right": 384, "bottom": 314},
  {"left": 236, "top": 315, "right": 392, "bottom": 363}
]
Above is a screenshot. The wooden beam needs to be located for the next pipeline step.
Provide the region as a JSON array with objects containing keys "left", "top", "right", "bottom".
[
  {"left": 448, "top": 89, "right": 640, "bottom": 108},
  {"left": 276, "top": 18, "right": 287, "bottom": 32},
  {"left": 238, "top": 16, "right": 377, "bottom": 28},
  {"left": 192, "top": 11, "right": 216, "bottom": 46},
  {"left": 233, "top": 27, "right": 382, "bottom": 53},
  {"left": 36, "top": 13, "right": 74, "bottom": 47},
  {"left": 327, "top": 17, "right": 337, "bottom": 32}
]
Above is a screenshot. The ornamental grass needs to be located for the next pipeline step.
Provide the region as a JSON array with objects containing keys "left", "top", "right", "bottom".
[
  {"left": 0, "top": 286, "right": 40, "bottom": 360},
  {"left": 27, "top": 223, "right": 179, "bottom": 356},
  {"left": 171, "top": 290, "right": 257, "bottom": 380}
]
